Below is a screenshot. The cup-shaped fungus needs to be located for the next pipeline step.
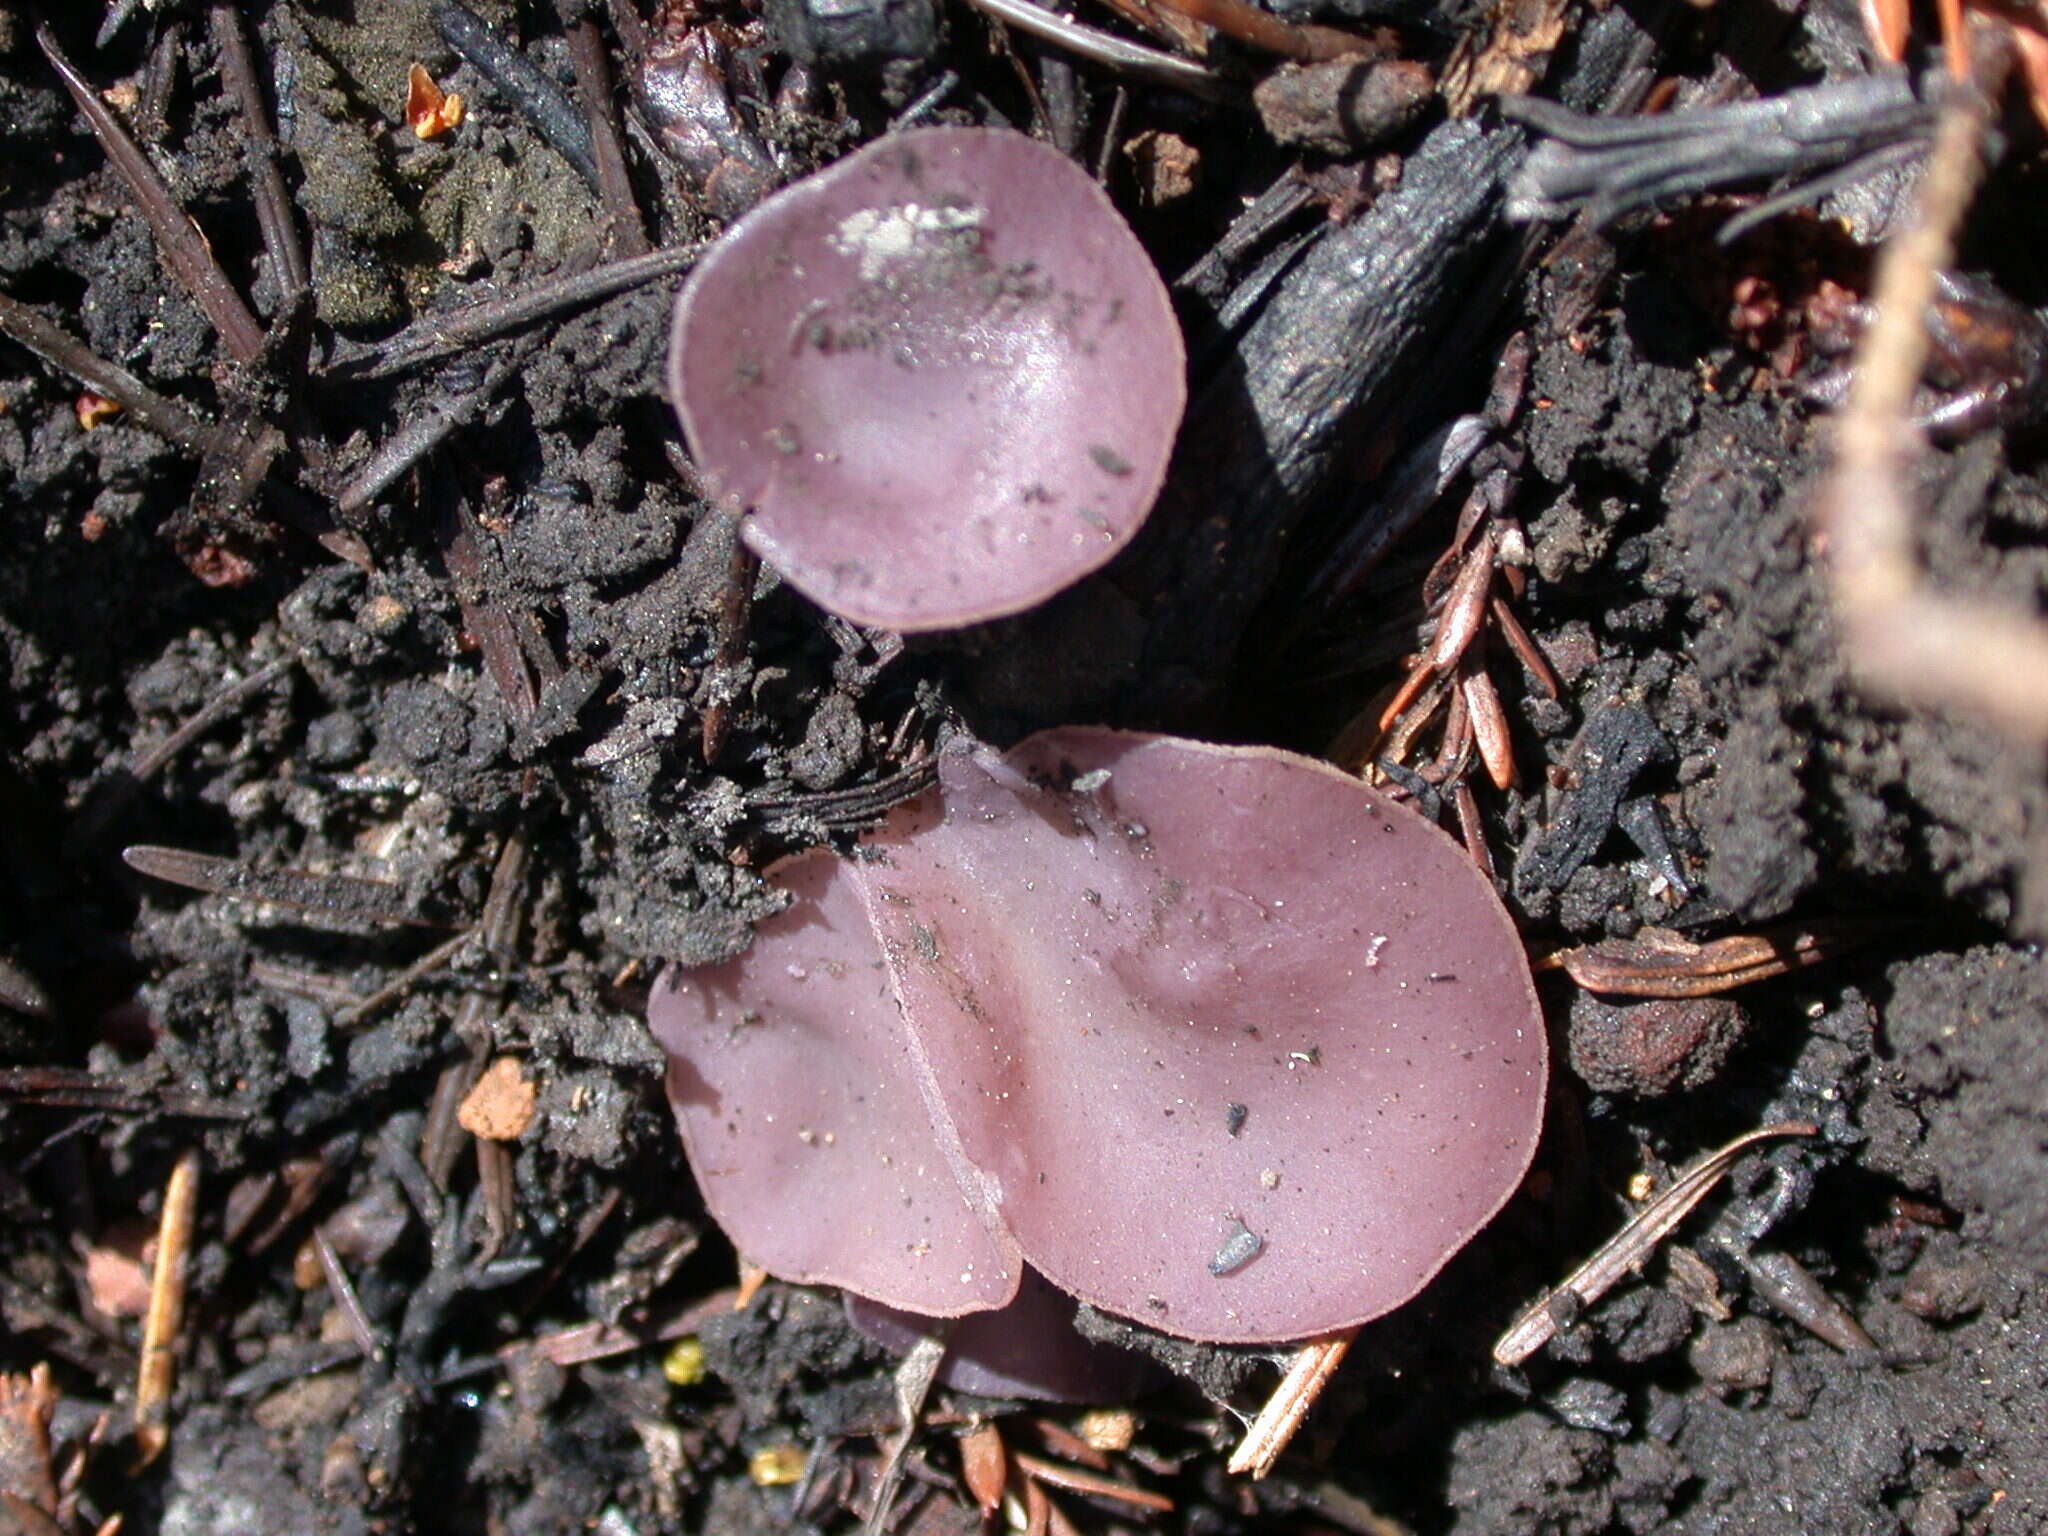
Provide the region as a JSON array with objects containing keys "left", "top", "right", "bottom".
[
  {"left": 667, "top": 128, "right": 1185, "bottom": 632},
  {"left": 649, "top": 731, "right": 1546, "bottom": 1350}
]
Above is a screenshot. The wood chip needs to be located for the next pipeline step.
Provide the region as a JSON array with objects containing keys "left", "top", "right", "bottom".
[
  {"left": 134, "top": 1149, "right": 200, "bottom": 1470},
  {"left": 1542, "top": 917, "right": 1884, "bottom": 997},
  {"left": 1227, "top": 1330, "right": 1354, "bottom": 1478},
  {"left": 0, "top": 1363, "right": 60, "bottom": 1520},
  {"left": 456, "top": 1057, "right": 536, "bottom": 1141},
  {"left": 79, "top": 1226, "right": 153, "bottom": 1319}
]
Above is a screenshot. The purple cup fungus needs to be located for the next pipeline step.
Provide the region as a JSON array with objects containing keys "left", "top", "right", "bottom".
[
  {"left": 667, "top": 127, "right": 1186, "bottom": 632},
  {"left": 649, "top": 730, "right": 1546, "bottom": 1355},
  {"left": 845, "top": 1271, "right": 1158, "bottom": 1402}
]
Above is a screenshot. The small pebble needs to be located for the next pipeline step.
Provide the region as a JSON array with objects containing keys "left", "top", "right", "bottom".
[
  {"left": 357, "top": 593, "right": 409, "bottom": 636},
  {"left": 1688, "top": 1316, "right": 1776, "bottom": 1395},
  {"left": 1901, "top": 1251, "right": 1988, "bottom": 1322},
  {"left": 1568, "top": 993, "right": 1748, "bottom": 1097},
  {"left": 1208, "top": 1217, "right": 1263, "bottom": 1276},
  {"left": 1543, "top": 1376, "right": 1630, "bottom": 1436}
]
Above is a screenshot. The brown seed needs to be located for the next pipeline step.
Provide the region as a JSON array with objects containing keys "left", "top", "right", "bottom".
[{"left": 960, "top": 1423, "right": 1008, "bottom": 1514}]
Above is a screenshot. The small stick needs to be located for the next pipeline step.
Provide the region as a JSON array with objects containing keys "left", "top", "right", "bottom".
[
  {"left": 744, "top": 758, "right": 942, "bottom": 829},
  {"left": 128, "top": 657, "right": 296, "bottom": 787},
  {"left": 208, "top": 5, "right": 309, "bottom": 294},
  {"left": 332, "top": 928, "right": 480, "bottom": 1029},
  {"left": 1139, "top": 0, "right": 1378, "bottom": 61},
  {"left": 434, "top": 1, "right": 599, "bottom": 187},
  {"left": 134, "top": 1149, "right": 201, "bottom": 1469},
  {"left": 863, "top": 1331, "right": 949, "bottom": 1536},
  {"left": 960, "top": 0, "right": 1229, "bottom": 97},
  {"left": 328, "top": 243, "right": 698, "bottom": 381},
  {"left": 334, "top": 355, "right": 520, "bottom": 515},
  {"left": 475, "top": 1137, "right": 516, "bottom": 1264},
  {"left": 38, "top": 27, "right": 264, "bottom": 363},
  {"left": 0, "top": 1067, "right": 248, "bottom": 1121},
  {"left": 420, "top": 1053, "right": 489, "bottom": 1190},
  {"left": 1012, "top": 1451, "right": 1174, "bottom": 1512},
  {"left": 310, "top": 1226, "right": 384, "bottom": 1361},
  {"left": 477, "top": 833, "right": 532, "bottom": 961},
  {"left": 1493, "top": 1122, "right": 1818, "bottom": 1366},
  {"left": 69, "top": 655, "right": 295, "bottom": 854},
  {"left": 122, "top": 845, "right": 449, "bottom": 928},
  {"left": 0, "top": 293, "right": 212, "bottom": 452},
  {"left": 442, "top": 500, "right": 542, "bottom": 726},
  {"left": 559, "top": 9, "right": 650, "bottom": 256},
  {"left": 1227, "top": 1330, "right": 1354, "bottom": 1478},
  {"left": 1819, "top": 75, "right": 2048, "bottom": 743}
]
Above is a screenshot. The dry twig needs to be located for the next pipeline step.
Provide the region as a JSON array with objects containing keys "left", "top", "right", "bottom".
[
  {"left": 1817, "top": 77, "right": 2048, "bottom": 743},
  {"left": 134, "top": 1150, "right": 200, "bottom": 1469},
  {"left": 1541, "top": 917, "right": 1887, "bottom": 996},
  {"left": 1227, "top": 1329, "right": 1354, "bottom": 1478},
  {"left": 1493, "top": 1123, "right": 1817, "bottom": 1366}
]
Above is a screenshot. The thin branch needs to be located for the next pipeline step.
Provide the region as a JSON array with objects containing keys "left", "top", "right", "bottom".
[
  {"left": 1011, "top": 1450, "right": 1174, "bottom": 1511},
  {"left": 38, "top": 26, "right": 265, "bottom": 363},
  {"left": 208, "top": 6, "right": 309, "bottom": 294},
  {"left": 134, "top": 1148, "right": 201, "bottom": 1469},
  {"left": 1816, "top": 78, "right": 2048, "bottom": 743},
  {"left": 335, "top": 351, "right": 529, "bottom": 514},
  {"left": 1227, "top": 1330, "right": 1353, "bottom": 1478},
  {"left": 559, "top": 9, "right": 649, "bottom": 255},
  {"left": 961, "top": 0, "right": 1230, "bottom": 97},
  {"left": 1140, "top": 0, "right": 1379, "bottom": 61},
  {"left": 327, "top": 242, "right": 699, "bottom": 382},
  {"left": 311, "top": 1225, "right": 386, "bottom": 1361},
  {"left": 0, "top": 293, "right": 212, "bottom": 451},
  {"left": 434, "top": 1, "right": 599, "bottom": 186},
  {"left": 863, "top": 1330, "right": 949, "bottom": 1536},
  {"left": 1493, "top": 1122, "right": 1818, "bottom": 1367}
]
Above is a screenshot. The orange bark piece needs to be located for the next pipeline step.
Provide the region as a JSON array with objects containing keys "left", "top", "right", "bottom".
[{"left": 457, "top": 1057, "right": 537, "bottom": 1141}]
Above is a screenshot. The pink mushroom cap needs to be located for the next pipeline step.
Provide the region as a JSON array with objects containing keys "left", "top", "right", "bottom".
[
  {"left": 650, "top": 849, "right": 1021, "bottom": 1316},
  {"left": 860, "top": 731, "right": 1546, "bottom": 1343},
  {"left": 667, "top": 127, "right": 1186, "bottom": 632},
  {"left": 650, "top": 731, "right": 1546, "bottom": 1348}
]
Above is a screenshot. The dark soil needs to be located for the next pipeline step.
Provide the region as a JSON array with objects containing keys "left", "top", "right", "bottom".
[{"left": 2, "top": 0, "right": 2044, "bottom": 1532}]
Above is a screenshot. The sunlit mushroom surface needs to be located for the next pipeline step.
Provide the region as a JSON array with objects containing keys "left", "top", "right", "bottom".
[
  {"left": 651, "top": 730, "right": 1546, "bottom": 1345},
  {"left": 668, "top": 128, "right": 1185, "bottom": 632}
]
